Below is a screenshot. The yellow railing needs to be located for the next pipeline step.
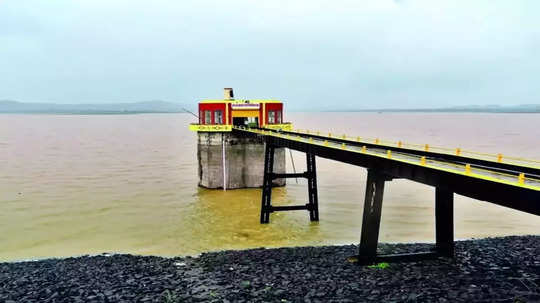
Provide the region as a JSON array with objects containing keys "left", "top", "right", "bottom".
[
  {"left": 189, "top": 124, "right": 233, "bottom": 132},
  {"left": 235, "top": 127, "right": 540, "bottom": 189},
  {"left": 190, "top": 123, "right": 292, "bottom": 132},
  {"left": 262, "top": 123, "right": 293, "bottom": 131},
  {"left": 288, "top": 129, "right": 540, "bottom": 170}
]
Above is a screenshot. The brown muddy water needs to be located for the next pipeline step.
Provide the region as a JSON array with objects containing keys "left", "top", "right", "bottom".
[{"left": 0, "top": 113, "right": 539, "bottom": 261}]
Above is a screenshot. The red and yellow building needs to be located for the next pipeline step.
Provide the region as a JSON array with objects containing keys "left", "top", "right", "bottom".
[{"left": 189, "top": 88, "right": 292, "bottom": 132}]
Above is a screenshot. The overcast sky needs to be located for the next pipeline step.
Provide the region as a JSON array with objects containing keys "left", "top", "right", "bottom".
[{"left": 1, "top": 0, "right": 539, "bottom": 110}]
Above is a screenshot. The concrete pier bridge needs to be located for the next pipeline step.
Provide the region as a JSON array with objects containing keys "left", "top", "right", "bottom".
[{"left": 233, "top": 126, "right": 540, "bottom": 264}]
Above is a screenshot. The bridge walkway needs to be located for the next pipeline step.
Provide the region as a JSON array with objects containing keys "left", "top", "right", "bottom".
[{"left": 232, "top": 126, "right": 540, "bottom": 264}]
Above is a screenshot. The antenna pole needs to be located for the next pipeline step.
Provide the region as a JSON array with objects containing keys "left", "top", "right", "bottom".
[{"left": 182, "top": 107, "right": 199, "bottom": 119}]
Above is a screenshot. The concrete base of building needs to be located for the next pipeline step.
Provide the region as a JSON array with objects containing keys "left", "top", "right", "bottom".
[{"left": 197, "top": 132, "right": 286, "bottom": 189}]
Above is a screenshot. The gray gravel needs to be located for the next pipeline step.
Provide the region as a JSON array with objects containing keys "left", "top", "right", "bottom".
[{"left": 1, "top": 236, "right": 539, "bottom": 302}]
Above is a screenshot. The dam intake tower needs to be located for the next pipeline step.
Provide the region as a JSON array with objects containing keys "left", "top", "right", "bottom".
[{"left": 189, "top": 88, "right": 292, "bottom": 189}]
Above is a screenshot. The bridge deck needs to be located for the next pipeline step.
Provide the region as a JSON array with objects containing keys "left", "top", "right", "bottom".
[{"left": 233, "top": 126, "right": 540, "bottom": 216}]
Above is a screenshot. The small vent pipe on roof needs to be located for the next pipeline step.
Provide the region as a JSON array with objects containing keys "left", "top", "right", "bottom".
[{"left": 224, "top": 88, "right": 234, "bottom": 100}]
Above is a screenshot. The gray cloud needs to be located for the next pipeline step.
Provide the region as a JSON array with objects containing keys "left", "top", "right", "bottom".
[{"left": 0, "top": 0, "right": 538, "bottom": 110}]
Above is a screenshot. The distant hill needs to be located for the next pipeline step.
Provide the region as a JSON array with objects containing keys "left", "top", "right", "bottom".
[
  {"left": 2, "top": 100, "right": 539, "bottom": 114},
  {"left": 0, "top": 100, "right": 194, "bottom": 114}
]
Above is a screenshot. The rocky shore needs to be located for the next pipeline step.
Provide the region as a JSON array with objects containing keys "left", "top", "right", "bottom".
[{"left": 1, "top": 236, "right": 539, "bottom": 302}]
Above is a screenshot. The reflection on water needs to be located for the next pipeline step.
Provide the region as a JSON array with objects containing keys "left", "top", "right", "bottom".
[{"left": 0, "top": 113, "right": 539, "bottom": 261}]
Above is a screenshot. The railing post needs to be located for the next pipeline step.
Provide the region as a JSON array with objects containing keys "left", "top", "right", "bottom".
[
  {"left": 358, "top": 169, "right": 387, "bottom": 261},
  {"left": 435, "top": 187, "right": 454, "bottom": 257}
]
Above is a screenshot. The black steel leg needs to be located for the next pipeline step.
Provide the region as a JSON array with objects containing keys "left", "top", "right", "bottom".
[
  {"left": 351, "top": 173, "right": 453, "bottom": 265},
  {"left": 260, "top": 144, "right": 275, "bottom": 224},
  {"left": 435, "top": 187, "right": 454, "bottom": 257},
  {"left": 358, "top": 169, "right": 387, "bottom": 261},
  {"left": 260, "top": 149, "right": 319, "bottom": 223},
  {"left": 306, "top": 153, "right": 319, "bottom": 221}
]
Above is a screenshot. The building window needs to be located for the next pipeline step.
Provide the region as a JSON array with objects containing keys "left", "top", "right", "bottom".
[
  {"left": 205, "top": 110, "right": 212, "bottom": 124},
  {"left": 268, "top": 111, "right": 275, "bottom": 124},
  {"left": 214, "top": 110, "right": 223, "bottom": 124},
  {"left": 199, "top": 110, "right": 203, "bottom": 124},
  {"left": 276, "top": 111, "right": 282, "bottom": 124}
]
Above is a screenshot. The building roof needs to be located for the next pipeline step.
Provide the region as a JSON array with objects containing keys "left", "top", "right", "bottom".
[{"left": 199, "top": 99, "right": 283, "bottom": 104}]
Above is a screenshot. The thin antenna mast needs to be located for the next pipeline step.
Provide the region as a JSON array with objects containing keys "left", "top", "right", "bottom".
[{"left": 182, "top": 107, "right": 199, "bottom": 119}]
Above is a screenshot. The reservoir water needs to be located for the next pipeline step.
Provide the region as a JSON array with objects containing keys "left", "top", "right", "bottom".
[{"left": 1, "top": 113, "right": 539, "bottom": 261}]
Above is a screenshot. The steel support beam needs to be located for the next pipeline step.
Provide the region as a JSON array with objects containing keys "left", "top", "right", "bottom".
[
  {"left": 271, "top": 172, "right": 309, "bottom": 179},
  {"left": 355, "top": 173, "right": 455, "bottom": 264},
  {"left": 307, "top": 153, "right": 319, "bottom": 221},
  {"left": 260, "top": 144, "right": 275, "bottom": 224},
  {"left": 358, "top": 169, "right": 388, "bottom": 261},
  {"left": 435, "top": 187, "right": 454, "bottom": 257},
  {"left": 260, "top": 144, "right": 319, "bottom": 223},
  {"left": 271, "top": 205, "right": 310, "bottom": 211}
]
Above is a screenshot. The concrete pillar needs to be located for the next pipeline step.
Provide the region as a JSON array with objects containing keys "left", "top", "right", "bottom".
[{"left": 197, "top": 132, "right": 286, "bottom": 189}]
